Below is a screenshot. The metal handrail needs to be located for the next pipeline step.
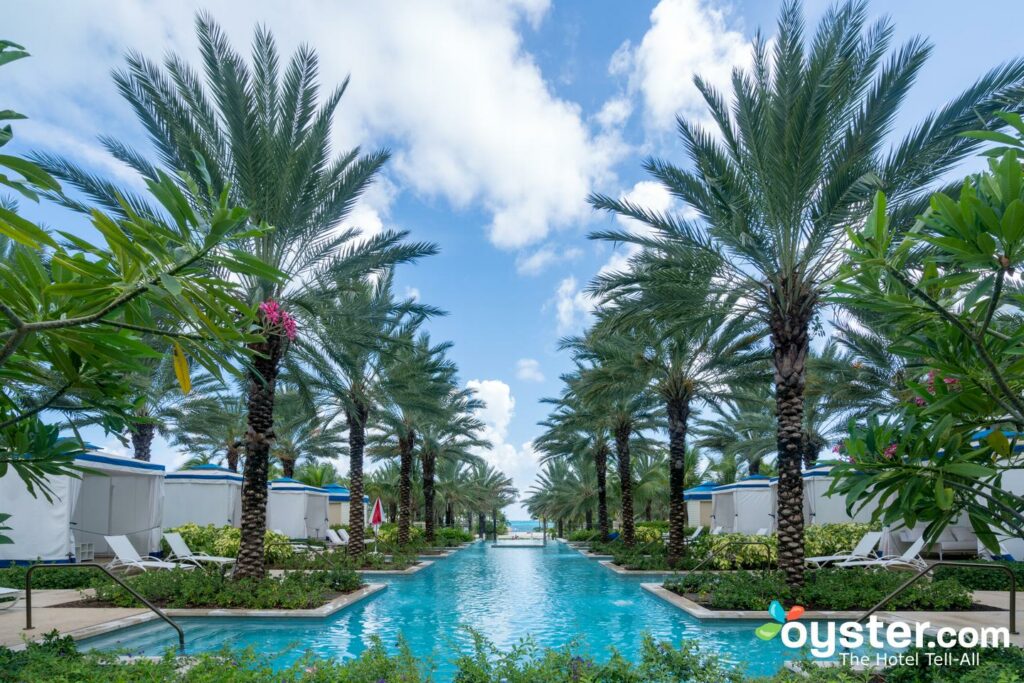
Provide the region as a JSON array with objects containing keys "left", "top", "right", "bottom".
[
  {"left": 854, "top": 561, "right": 1017, "bottom": 634},
  {"left": 25, "top": 562, "right": 185, "bottom": 651},
  {"left": 689, "top": 539, "right": 776, "bottom": 574}
]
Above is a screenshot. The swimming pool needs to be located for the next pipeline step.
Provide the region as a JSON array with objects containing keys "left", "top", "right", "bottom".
[{"left": 80, "top": 541, "right": 801, "bottom": 677}]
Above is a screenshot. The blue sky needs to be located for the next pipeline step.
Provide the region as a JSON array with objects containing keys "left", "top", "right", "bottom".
[{"left": 6, "top": 0, "right": 1024, "bottom": 518}]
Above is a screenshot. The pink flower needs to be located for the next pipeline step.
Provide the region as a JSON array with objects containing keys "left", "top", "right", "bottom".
[
  {"left": 913, "top": 396, "right": 927, "bottom": 406},
  {"left": 943, "top": 377, "right": 960, "bottom": 387},
  {"left": 883, "top": 443, "right": 898, "bottom": 459},
  {"left": 281, "top": 312, "right": 298, "bottom": 341},
  {"left": 259, "top": 299, "right": 283, "bottom": 325}
]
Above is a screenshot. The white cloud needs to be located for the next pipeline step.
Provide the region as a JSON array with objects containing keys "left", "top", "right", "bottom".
[
  {"left": 465, "top": 378, "right": 539, "bottom": 513},
  {"left": 551, "top": 276, "right": 594, "bottom": 334},
  {"left": 595, "top": 96, "right": 633, "bottom": 129},
  {"left": 5, "top": 1, "right": 623, "bottom": 252},
  {"left": 612, "top": 0, "right": 751, "bottom": 132},
  {"left": 403, "top": 286, "right": 421, "bottom": 301},
  {"left": 515, "top": 243, "right": 582, "bottom": 275},
  {"left": 515, "top": 358, "right": 545, "bottom": 383}
]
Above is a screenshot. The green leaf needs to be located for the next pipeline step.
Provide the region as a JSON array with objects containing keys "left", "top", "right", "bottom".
[
  {"left": 171, "top": 342, "right": 191, "bottom": 395},
  {"left": 986, "top": 430, "right": 1011, "bottom": 457},
  {"left": 159, "top": 273, "right": 183, "bottom": 297},
  {"left": 0, "top": 205, "right": 57, "bottom": 248}
]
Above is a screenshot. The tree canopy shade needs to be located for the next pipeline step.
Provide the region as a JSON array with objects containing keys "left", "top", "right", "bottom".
[{"left": 588, "top": 0, "right": 1024, "bottom": 587}]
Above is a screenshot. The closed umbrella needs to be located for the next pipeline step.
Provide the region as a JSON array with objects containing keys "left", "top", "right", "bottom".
[{"left": 370, "top": 497, "right": 384, "bottom": 552}]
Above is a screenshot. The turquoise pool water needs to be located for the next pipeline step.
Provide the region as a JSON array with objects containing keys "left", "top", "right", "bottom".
[{"left": 81, "top": 541, "right": 801, "bottom": 677}]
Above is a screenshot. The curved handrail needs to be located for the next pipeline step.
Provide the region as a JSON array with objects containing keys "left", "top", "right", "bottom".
[
  {"left": 689, "top": 539, "right": 775, "bottom": 574},
  {"left": 24, "top": 562, "right": 185, "bottom": 651},
  {"left": 854, "top": 561, "right": 1017, "bottom": 634}
]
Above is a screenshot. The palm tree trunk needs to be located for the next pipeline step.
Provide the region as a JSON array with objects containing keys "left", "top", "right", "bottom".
[
  {"left": 749, "top": 459, "right": 761, "bottom": 475},
  {"left": 614, "top": 422, "right": 635, "bottom": 547},
  {"left": 281, "top": 458, "right": 295, "bottom": 479},
  {"left": 557, "top": 518, "right": 564, "bottom": 538},
  {"left": 445, "top": 503, "right": 453, "bottom": 527},
  {"left": 666, "top": 396, "right": 690, "bottom": 567},
  {"left": 234, "top": 332, "right": 285, "bottom": 581},
  {"left": 397, "top": 431, "right": 415, "bottom": 546},
  {"left": 129, "top": 421, "right": 155, "bottom": 462},
  {"left": 477, "top": 512, "right": 486, "bottom": 538},
  {"left": 422, "top": 451, "right": 436, "bottom": 543},
  {"left": 346, "top": 401, "right": 368, "bottom": 556},
  {"left": 585, "top": 509, "right": 593, "bottom": 530},
  {"left": 771, "top": 293, "right": 810, "bottom": 589},
  {"left": 226, "top": 440, "right": 241, "bottom": 472},
  {"left": 595, "top": 442, "right": 610, "bottom": 542},
  {"left": 801, "top": 431, "right": 819, "bottom": 469}
]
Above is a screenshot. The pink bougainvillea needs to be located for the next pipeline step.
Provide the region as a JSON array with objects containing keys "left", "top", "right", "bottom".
[
  {"left": 259, "top": 299, "right": 297, "bottom": 341},
  {"left": 883, "top": 443, "right": 898, "bottom": 459}
]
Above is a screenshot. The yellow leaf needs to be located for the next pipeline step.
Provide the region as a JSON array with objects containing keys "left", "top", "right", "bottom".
[{"left": 172, "top": 342, "right": 191, "bottom": 395}]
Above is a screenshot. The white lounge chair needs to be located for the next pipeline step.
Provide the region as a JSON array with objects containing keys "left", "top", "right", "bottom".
[
  {"left": 688, "top": 526, "right": 704, "bottom": 541},
  {"left": 164, "top": 532, "right": 235, "bottom": 567},
  {"left": 105, "top": 535, "right": 185, "bottom": 573},
  {"left": 754, "top": 528, "right": 770, "bottom": 536},
  {"left": 806, "top": 531, "right": 882, "bottom": 568},
  {"left": 841, "top": 537, "right": 928, "bottom": 571},
  {"left": 0, "top": 586, "right": 21, "bottom": 610},
  {"left": 327, "top": 528, "right": 349, "bottom": 547},
  {"left": 710, "top": 526, "right": 724, "bottom": 535}
]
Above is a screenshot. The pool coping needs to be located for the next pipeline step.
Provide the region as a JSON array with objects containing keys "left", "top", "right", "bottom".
[
  {"left": 17, "top": 583, "right": 388, "bottom": 650},
  {"left": 640, "top": 583, "right": 891, "bottom": 621},
  {"left": 599, "top": 561, "right": 680, "bottom": 576},
  {"left": 358, "top": 560, "right": 433, "bottom": 575}
]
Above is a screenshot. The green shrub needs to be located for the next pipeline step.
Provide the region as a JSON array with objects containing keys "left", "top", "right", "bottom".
[
  {"left": 161, "top": 524, "right": 294, "bottom": 565},
  {"left": 634, "top": 525, "right": 663, "bottom": 544},
  {"left": 434, "top": 527, "right": 473, "bottom": 546},
  {"left": 566, "top": 529, "right": 600, "bottom": 542},
  {"left": 882, "top": 644, "right": 1024, "bottom": 683},
  {"left": 275, "top": 547, "right": 417, "bottom": 571},
  {"left": 635, "top": 520, "right": 669, "bottom": 532},
  {"left": 803, "top": 523, "right": 878, "bottom": 558},
  {"left": 92, "top": 566, "right": 362, "bottom": 609},
  {"left": 0, "top": 565, "right": 98, "bottom": 590},
  {"left": 932, "top": 560, "right": 1024, "bottom": 591},
  {"left": 376, "top": 522, "right": 424, "bottom": 546},
  {"left": 664, "top": 568, "right": 973, "bottom": 611}
]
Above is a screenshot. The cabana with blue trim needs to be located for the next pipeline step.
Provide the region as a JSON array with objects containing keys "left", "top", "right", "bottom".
[
  {"left": 0, "top": 452, "right": 165, "bottom": 566},
  {"left": 267, "top": 478, "right": 330, "bottom": 540},
  {"left": 324, "top": 483, "right": 369, "bottom": 527},
  {"left": 683, "top": 482, "right": 716, "bottom": 529},
  {"left": 800, "top": 464, "right": 877, "bottom": 526},
  {"left": 711, "top": 475, "right": 773, "bottom": 534},
  {"left": 164, "top": 465, "right": 243, "bottom": 529}
]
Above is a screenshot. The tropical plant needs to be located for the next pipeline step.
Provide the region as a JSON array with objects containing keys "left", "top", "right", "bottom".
[
  {"left": 588, "top": 0, "right": 1024, "bottom": 587},
  {"left": 35, "top": 15, "right": 438, "bottom": 578},
  {"left": 168, "top": 387, "right": 248, "bottom": 471},
  {"left": 830, "top": 137, "right": 1024, "bottom": 549},
  {"left": 269, "top": 391, "right": 346, "bottom": 479}
]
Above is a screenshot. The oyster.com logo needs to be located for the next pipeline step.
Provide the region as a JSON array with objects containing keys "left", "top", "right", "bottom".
[{"left": 755, "top": 599, "right": 805, "bottom": 640}]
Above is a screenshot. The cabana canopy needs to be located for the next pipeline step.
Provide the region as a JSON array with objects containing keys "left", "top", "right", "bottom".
[
  {"left": 324, "top": 483, "right": 369, "bottom": 527},
  {"left": 711, "top": 475, "right": 772, "bottom": 534},
  {"left": 164, "top": 464, "right": 243, "bottom": 529},
  {"left": 683, "top": 482, "right": 716, "bottom": 528},
  {"left": 267, "top": 478, "right": 329, "bottom": 539},
  {"left": 0, "top": 452, "right": 165, "bottom": 565}
]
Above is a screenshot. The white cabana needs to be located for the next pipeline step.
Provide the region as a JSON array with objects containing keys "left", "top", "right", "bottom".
[
  {"left": 164, "top": 465, "right": 243, "bottom": 529},
  {"left": 683, "top": 482, "right": 716, "bottom": 529},
  {"left": 973, "top": 430, "right": 1024, "bottom": 559},
  {"left": 802, "top": 464, "right": 877, "bottom": 526},
  {"left": 711, "top": 475, "right": 773, "bottom": 534},
  {"left": 267, "top": 478, "right": 329, "bottom": 540},
  {"left": 0, "top": 452, "right": 165, "bottom": 565},
  {"left": 324, "top": 484, "right": 369, "bottom": 527}
]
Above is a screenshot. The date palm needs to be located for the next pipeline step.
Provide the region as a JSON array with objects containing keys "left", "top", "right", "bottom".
[
  {"left": 270, "top": 392, "right": 347, "bottom": 479},
  {"left": 589, "top": 0, "right": 1024, "bottom": 587},
  {"left": 301, "top": 274, "right": 437, "bottom": 555},
  {"left": 167, "top": 388, "right": 247, "bottom": 472},
  {"left": 33, "top": 16, "right": 439, "bottom": 579},
  {"left": 536, "top": 382, "right": 615, "bottom": 541}
]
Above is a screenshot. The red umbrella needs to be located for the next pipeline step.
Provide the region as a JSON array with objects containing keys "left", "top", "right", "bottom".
[{"left": 370, "top": 497, "right": 384, "bottom": 529}]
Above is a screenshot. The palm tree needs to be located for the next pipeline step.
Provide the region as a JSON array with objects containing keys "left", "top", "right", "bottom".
[
  {"left": 375, "top": 332, "right": 456, "bottom": 545},
  {"left": 365, "top": 461, "right": 402, "bottom": 523},
  {"left": 270, "top": 392, "right": 346, "bottom": 479},
  {"left": 536, "top": 384, "right": 614, "bottom": 541},
  {"left": 301, "top": 273, "right": 438, "bottom": 555},
  {"left": 417, "top": 388, "right": 488, "bottom": 541},
  {"left": 167, "top": 388, "right": 248, "bottom": 472},
  {"left": 631, "top": 446, "right": 668, "bottom": 522},
  {"left": 582, "top": 300, "right": 765, "bottom": 563},
  {"left": 465, "top": 462, "right": 517, "bottom": 536},
  {"left": 295, "top": 462, "right": 343, "bottom": 489},
  {"left": 565, "top": 333, "right": 660, "bottom": 548},
  {"left": 35, "top": 16, "right": 440, "bottom": 579},
  {"left": 588, "top": 0, "right": 1024, "bottom": 588}
]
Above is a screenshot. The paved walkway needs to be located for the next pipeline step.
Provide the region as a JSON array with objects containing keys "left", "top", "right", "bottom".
[{"left": 0, "top": 589, "right": 146, "bottom": 648}]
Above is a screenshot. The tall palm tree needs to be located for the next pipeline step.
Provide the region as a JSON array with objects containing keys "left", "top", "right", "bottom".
[
  {"left": 536, "top": 383, "right": 614, "bottom": 541},
  {"left": 565, "top": 333, "right": 660, "bottom": 548},
  {"left": 465, "top": 462, "right": 517, "bottom": 535},
  {"left": 295, "top": 462, "right": 343, "bottom": 489},
  {"left": 588, "top": 0, "right": 1024, "bottom": 587},
  {"left": 375, "top": 332, "right": 456, "bottom": 545},
  {"left": 582, "top": 299, "right": 765, "bottom": 563},
  {"left": 301, "top": 273, "right": 438, "bottom": 555},
  {"left": 35, "top": 16, "right": 439, "bottom": 579},
  {"left": 417, "top": 389, "right": 488, "bottom": 541},
  {"left": 270, "top": 392, "right": 346, "bottom": 479},
  {"left": 365, "top": 461, "right": 403, "bottom": 523}
]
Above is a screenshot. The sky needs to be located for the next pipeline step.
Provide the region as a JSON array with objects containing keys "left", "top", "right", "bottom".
[{"left": 5, "top": 0, "right": 1024, "bottom": 519}]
